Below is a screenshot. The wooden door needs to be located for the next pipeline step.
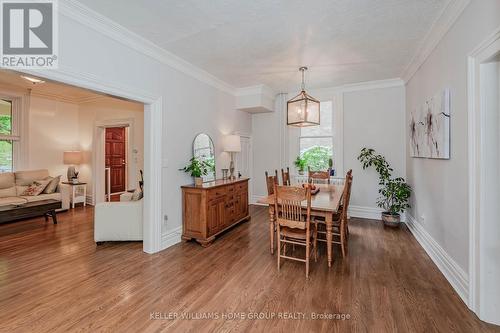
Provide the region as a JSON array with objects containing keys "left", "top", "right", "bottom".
[{"left": 105, "top": 127, "right": 126, "bottom": 193}]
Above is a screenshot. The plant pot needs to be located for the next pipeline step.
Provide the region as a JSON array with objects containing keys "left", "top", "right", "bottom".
[
  {"left": 382, "top": 212, "right": 400, "bottom": 227},
  {"left": 194, "top": 177, "right": 203, "bottom": 186},
  {"left": 298, "top": 170, "right": 304, "bottom": 175}
]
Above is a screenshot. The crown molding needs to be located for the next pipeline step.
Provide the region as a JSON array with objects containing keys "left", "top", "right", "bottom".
[
  {"left": 59, "top": 0, "right": 236, "bottom": 95},
  {"left": 307, "top": 78, "right": 404, "bottom": 96},
  {"left": 401, "top": 0, "right": 471, "bottom": 83}
]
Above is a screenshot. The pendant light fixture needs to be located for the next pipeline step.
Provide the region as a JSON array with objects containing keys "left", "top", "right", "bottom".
[{"left": 287, "top": 66, "right": 320, "bottom": 127}]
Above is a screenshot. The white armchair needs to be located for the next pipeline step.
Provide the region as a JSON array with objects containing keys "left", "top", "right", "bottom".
[{"left": 94, "top": 198, "right": 143, "bottom": 243}]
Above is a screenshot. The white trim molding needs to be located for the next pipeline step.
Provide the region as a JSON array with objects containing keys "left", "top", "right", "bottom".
[
  {"left": 467, "top": 26, "right": 500, "bottom": 322},
  {"left": 311, "top": 78, "right": 404, "bottom": 96},
  {"left": 406, "top": 214, "right": 469, "bottom": 305},
  {"left": 401, "top": 0, "right": 471, "bottom": 83},
  {"left": 348, "top": 205, "right": 384, "bottom": 221},
  {"left": 59, "top": 0, "right": 235, "bottom": 95},
  {"left": 161, "top": 226, "right": 182, "bottom": 250}
]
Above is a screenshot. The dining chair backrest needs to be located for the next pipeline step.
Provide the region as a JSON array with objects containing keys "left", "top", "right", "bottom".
[
  {"left": 281, "top": 167, "right": 291, "bottom": 186},
  {"left": 308, "top": 167, "right": 331, "bottom": 184},
  {"left": 265, "top": 170, "right": 279, "bottom": 195},
  {"left": 341, "top": 171, "right": 353, "bottom": 220},
  {"left": 274, "top": 184, "right": 312, "bottom": 232}
]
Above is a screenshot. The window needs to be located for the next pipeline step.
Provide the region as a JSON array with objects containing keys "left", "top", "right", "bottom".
[
  {"left": 299, "top": 101, "right": 333, "bottom": 171},
  {"left": 0, "top": 99, "right": 17, "bottom": 172}
]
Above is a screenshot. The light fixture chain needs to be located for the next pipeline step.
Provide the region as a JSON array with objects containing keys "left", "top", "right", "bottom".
[{"left": 301, "top": 68, "right": 305, "bottom": 91}]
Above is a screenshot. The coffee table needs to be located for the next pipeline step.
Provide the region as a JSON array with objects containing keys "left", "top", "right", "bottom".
[{"left": 0, "top": 199, "right": 62, "bottom": 224}]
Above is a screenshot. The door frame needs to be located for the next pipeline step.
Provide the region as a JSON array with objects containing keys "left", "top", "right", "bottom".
[
  {"left": 19, "top": 67, "right": 163, "bottom": 254},
  {"left": 93, "top": 118, "right": 136, "bottom": 204},
  {"left": 238, "top": 134, "right": 252, "bottom": 200},
  {"left": 467, "top": 26, "right": 500, "bottom": 318}
]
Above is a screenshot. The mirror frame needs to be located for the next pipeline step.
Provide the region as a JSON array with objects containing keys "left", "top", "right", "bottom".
[{"left": 192, "top": 133, "right": 216, "bottom": 182}]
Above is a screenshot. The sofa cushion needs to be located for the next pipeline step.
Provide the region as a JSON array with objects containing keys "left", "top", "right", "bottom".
[
  {"left": 43, "top": 175, "right": 61, "bottom": 194},
  {"left": 0, "top": 172, "right": 15, "bottom": 189},
  {"left": 0, "top": 196, "right": 28, "bottom": 206},
  {"left": 20, "top": 180, "right": 50, "bottom": 196},
  {"left": 0, "top": 186, "right": 17, "bottom": 197},
  {"left": 15, "top": 169, "right": 49, "bottom": 186},
  {"left": 21, "top": 192, "right": 61, "bottom": 203}
]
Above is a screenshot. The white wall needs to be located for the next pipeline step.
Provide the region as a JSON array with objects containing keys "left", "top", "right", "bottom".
[
  {"left": 78, "top": 98, "right": 144, "bottom": 196},
  {"left": 27, "top": 95, "right": 144, "bottom": 200},
  {"left": 344, "top": 86, "right": 405, "bottom": 210},
  {"left": 405, "top": 0, "right": 500, "bottom": 273},
  {"left": 252, "top": 85, "right": 405, "bottom": 214},
  {"left": 28, "top": 96, "right": 80, "bottom": 176}
]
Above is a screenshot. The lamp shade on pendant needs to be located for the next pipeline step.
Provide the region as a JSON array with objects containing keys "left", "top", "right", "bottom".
[
  {"left": 287, "top": 90, "right": 320, "bottom": 127},
  {"left": 63, "top": 151, "right": 82, "bottom": 165},
  {"left": 224, "top": 135, "right": 241, "bottom": 152}
]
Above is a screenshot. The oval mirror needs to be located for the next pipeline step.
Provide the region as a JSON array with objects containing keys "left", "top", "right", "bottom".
[{"left": 193, "top": 133, "right": 216, "bottom": 182}]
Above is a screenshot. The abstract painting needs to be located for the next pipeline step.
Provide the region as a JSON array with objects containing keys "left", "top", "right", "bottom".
[{"left": 409, "top": 89, "right": 450, "bottom": 159}]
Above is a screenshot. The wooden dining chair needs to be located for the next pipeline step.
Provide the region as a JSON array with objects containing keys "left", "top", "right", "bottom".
[
  {"left": 274, "top": 183, "right": 317, "bottom": 278},
  {"left": 265, "top": 170, "right": 279, "bottom": 195},
  {"left": 281, "top": 167, "right": 291, "bottom": 186},
  {"left": 332, "top": 172, "right": 353, "bottom": 257},
  {"left": 314, "top": 169, "right": 353, "bottom": 257},
  {"left": 308, "top": 167, "right": 331, "bottom": 184}
]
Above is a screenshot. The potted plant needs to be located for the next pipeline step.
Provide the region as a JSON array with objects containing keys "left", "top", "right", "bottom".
[
  {"left": 328, "top": 157, "right": 334, "bottom": 175},
  {"left": 294, "top": 155, "right": 307, "bottom": 175},
  {"left": 179, "top": 157, "right": 210, "bottom": 186},
  {"left": 357, "top": 148, "right": 412, "bottom": 227}
]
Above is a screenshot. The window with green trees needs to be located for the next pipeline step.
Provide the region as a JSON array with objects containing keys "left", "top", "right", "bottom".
[
  {"left": 0, "top": 99, "right": 14, "bottom": 172},
  {"left": 299, "top": 101, "right": 333, "bottom": 172}
]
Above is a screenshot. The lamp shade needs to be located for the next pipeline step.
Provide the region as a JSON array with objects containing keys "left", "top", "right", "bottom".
[
  {"left": 63, "top": 151, "right": 82, "bottom": 165},
  {"left": 224, "top": 135, "right": 241, "bottom": 152}
]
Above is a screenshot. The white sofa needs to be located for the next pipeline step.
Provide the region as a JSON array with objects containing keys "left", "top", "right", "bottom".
[
  {"left": 94, "top": 195, "right": 143, "bottom": 243},
  {"left": 0, "top": 169, "right": 70, "bottom": 210}
]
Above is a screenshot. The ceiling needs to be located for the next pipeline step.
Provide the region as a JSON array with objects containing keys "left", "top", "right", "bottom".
[
  {"left": 0, "top": 69, "right": 105, "bottom": 103},
  {"left": 78, "top": 0, "right": 448, "bottom": 92}
]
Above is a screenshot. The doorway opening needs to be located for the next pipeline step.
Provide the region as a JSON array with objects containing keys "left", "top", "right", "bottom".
[
  {"left": 0, "top": 67, "right": 163, "bottom": 253},
  {"left": 468, "top": 29, "right": 500, "bottom": 326}
]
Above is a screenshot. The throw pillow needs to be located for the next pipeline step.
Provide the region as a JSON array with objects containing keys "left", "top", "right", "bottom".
[
  {"left": 21, "top": 180, "right": 50, "bottom": 196},
  {"left": 43, "top": 175, "right": 61, "bottom": 194},
  {"left": 131, "top": 189, "right": 143, "bottom": 201}
]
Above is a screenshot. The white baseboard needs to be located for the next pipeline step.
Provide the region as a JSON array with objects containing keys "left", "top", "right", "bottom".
[
  {"left": 349, "top": 205, "right": 383, "bottom": 220},
  {"left": 251, "top": 195, "right": 266, "bottom": 206},
  {"left": 406, "top": 214, "right": 469, "bottom": 305},
  {"left": 161, "top": 226, "right": 182, "bottom": 250}
]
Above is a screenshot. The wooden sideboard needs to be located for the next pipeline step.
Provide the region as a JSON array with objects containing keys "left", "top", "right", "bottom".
[{"left": 181, "top": 178, "right": 250, "bottom": 246}]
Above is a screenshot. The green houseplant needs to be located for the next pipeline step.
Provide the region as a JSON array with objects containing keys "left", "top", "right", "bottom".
[
  {"left": 357, "top": 148, "right": 412, "bottom": 227},
  {"left": 179, "top": 157, "right": 211, "bottom": 186},
  {"left": 294, "top": 156, "right": 307, "bottom": 175}
]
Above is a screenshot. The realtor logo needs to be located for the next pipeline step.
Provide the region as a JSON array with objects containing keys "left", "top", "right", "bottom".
[{"left": 1, "top": 0, "right": 58, "bottom": 68}]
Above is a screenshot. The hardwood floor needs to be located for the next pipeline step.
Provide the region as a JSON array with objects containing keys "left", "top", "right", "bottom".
[{"left": 0, "top": 205, "right": 498, "bottom": 332}]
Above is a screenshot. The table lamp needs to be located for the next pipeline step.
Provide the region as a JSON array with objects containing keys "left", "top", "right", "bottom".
[
  {"left": 63, "top": 151, "right": 82, "bottom": 182},
  {"left": 224, "top": 135, "right": 241, "bottom": 179}
]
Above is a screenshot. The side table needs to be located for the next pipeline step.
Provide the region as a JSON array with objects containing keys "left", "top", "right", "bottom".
[{"left": 62, "top": 182, "right": 87, "bottom": 209}]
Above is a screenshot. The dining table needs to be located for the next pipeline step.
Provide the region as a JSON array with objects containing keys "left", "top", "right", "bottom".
[{"left": 258, "top": 182, "right": 345, "bottom": 267}]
